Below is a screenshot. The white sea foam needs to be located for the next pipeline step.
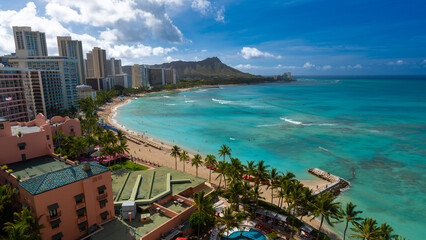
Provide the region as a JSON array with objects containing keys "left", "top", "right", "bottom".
[
  {"left": 280, "top": 117, "right": 336, "bottom": 126},
  {"left": 280, "top": 117, "right": 303, "bottom": 125},
  {"left": 230, "top": 138, "right": 236, "bottom": 140},
  {"left": 165, "top": 103, "right": 176, "bottom": 106},
  {"left": 185, "top": 99, "right": 195, "bottom": 103},
  {"left": 256, "top": 123, "right": 281, "bottom": 128},
  {"left": 318, "top": 146, "right": 330, "bottom": 152},
  {"left": 163, "top": 96, "right": 170, "bottom": 98},
  {"left": 212, "top": 98, "right": 235, "bottom": 104},
  {"left": 195, "top": 89, "right": 208, "bottom": 93}
]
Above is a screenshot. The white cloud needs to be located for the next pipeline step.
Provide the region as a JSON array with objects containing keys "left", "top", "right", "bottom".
[
  {"left": 234, "top": 64, "right": 261, "bottom": 70},
  {"left": 421, "top": 59, "right": 426, "bottom": 65},
  {"left": 191, "top": 0, "right": 211, "bottom": 15},
  {"left": 215, "top": 6, "right": 225, "bottom": 22},
  {"left": 303, "top": 62, "right": 315, "bottom": 68},
  {"left": 165, "top": 56, "right": 179, "bottom": 62},
  {"left": 201, "top": 49, "right": 208, "bottom": 52},
  {"left": 240, "top": 47, "right": 282, "bottom": 60},
  {"left": 322, "top": 65, "right": 332, "bottom": 70},
  {"left": 339, "top": 64, "right": 362, "bottom": 69},
  {"left": 276, "top": 64, "right": 297, "bottom": 69},
  {"left": 388, "top": 59, "right": 404, "bottom": 65},
  {"left": 353, "top": 64, "right": 363, "bottom": 69},
  {"left": 44, "top": 0, "right": 183, "bottom": 43}
]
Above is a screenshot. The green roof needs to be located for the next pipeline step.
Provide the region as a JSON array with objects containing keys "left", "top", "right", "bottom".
[{"left": 19, "top": 162, "right": 110, "bottom": 195}]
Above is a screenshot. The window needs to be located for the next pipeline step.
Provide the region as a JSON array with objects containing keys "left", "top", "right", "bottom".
[
  {"left": 50, "top": 218, "right": 61, "bottom": 229},
  {"left": 78, "top": 221, "right": 88, "bottom": 232},
  {"left": 47, "top": 203, "right": 59, "bottom": 218},
  {"left": 46, "top": 135, "right": 50, "bottom": 140},
  {"left": 99, "top": 199, "right": 108, "bottom": 208},
  {"left": 18, "top": 142, "right": 26, "bottom": 150},
  {"left": 76, "top": 207, "right": 86, "bottom": 218},
  {"left": 98, "top": 185, "right": 106, "bottom": 195},
  {"left": 51, "top": 232, "right": 63, "bottom": 240},
  {"left": 100, "top": 211, "right": 109, "bottom": 221},
  {"left": 0, "top": 124, "right": 3, "bottom": 130},
  {"left": 21, "top": 154, "right": 26, "bottom": 161},
  {"left": 74, "top": 193, "right": 85, "bottom": 204}
]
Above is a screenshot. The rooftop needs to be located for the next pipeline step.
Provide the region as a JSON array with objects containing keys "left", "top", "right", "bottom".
[
  {"left": 111, "top": 167, "right": 206, "bottom": 206},
  {"left": 11, "top": 125, "right": 40, "bottom": 135},
  {"left": 18, "top": 159, "right": 109, "bottom": 195},
  {"left": 7, "top": 155, "right": 69, "bottom": 180}
]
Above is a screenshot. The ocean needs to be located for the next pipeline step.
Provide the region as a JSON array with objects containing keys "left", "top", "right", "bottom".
[{"left": 116, "top": 77, "right": 426, "bottom": 239}]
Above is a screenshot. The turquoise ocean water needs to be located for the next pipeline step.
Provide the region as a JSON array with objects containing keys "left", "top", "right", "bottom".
[{"left": 117, "top": 77, "right": 426, "bottom": 239}]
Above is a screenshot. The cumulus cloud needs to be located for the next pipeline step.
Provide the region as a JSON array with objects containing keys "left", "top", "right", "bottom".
[
  {"left": 191, "top": 0, "right": 225, "bottom": 22},
  {"left": 340, "top": 64, "right": 362, "bottom": 69},
  {"left": 44, "top": 0, "right": 183, "bottom": 43},
  {"left": 388, "top": 59, "right": 404, "bottom": 65},
  {"left": 322, "top": 65, "right": 332, "bottom": 70},
  {"left": 276, "top": 64, "right": 297, "bottom": 69},
  {"left": 353, "top": 64, "right": 363, "bottom": 69},
  {"left": 303, "top": 62, "right": 315, "bottom": 68},
  {"left": 234, "top": 64, "right": 261, "bottom": 70},
  {"left": 201, "top": 49, "right": 208, "bottom": 52},
  {"left": 240, "top": 47, "right": 282, "bottom": 60},
  {"left": 165, "top": 56, "right": 180, "bottom": 62}
]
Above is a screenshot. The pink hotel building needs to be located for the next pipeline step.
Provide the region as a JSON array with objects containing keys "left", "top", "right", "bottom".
[{"left": 0, "top": 114, "right": 115, "bottom": 240}]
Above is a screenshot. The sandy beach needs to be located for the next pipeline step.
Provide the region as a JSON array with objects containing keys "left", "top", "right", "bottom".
[{"left": 98, "top": 88, "right": 342, "bottom": 240}]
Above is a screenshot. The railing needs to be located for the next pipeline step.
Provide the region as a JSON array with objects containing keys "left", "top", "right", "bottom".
[
  {"left": 47, "top": 210, "right": 61, "bottom": 221},
  {"left": 97, "top": 193, "right": 108, "bottom": 200},
  {"left": 76, "top": 202, "right": 86, "bottom": 209}
]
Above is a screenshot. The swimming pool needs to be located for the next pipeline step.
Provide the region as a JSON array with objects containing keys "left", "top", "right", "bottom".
[{"left": 221, "top": 229, "right": 267, "bottom": 240}]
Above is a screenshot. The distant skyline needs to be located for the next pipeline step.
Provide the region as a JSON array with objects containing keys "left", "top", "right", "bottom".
[{"left": 0, "top": 0, "right": 425, "bottom": 75}]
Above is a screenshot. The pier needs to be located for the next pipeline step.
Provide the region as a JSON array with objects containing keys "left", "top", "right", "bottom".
[{"left": 308, "top": 168, "right": 350, "bottom": 196}]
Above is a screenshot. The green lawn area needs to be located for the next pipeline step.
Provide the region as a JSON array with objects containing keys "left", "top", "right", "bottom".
[{"left": 108, "top": 161, "right": 149, "bottom": 171}]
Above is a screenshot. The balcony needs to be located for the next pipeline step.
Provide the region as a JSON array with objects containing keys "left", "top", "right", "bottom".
[
  {"left": 77, "top": 215, "right": 87, "bottom": 224},
  {"left": 47, "top": 210, "right": 61, "bottom": 221},
  {"left": 97, "top": 193, "right": 108, "bottom": 200},
  {"left": 76, "top": 202, "right": 86, "bottom": 209}
]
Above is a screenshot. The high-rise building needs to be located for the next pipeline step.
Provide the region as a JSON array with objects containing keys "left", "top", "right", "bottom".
[
  {"left": 9, "top": 57, "right": 79, "bottom": 114},
  {"left": 113, "top": 74, "right": 131, "bottom": 88},
  {"left": 105, "top": 58, "right": 123, "bottom": 77},
  {"left": 86, "top": 47, "right": 106, "bottom": 78},
  {"left": 57, "top": 36, "right": 85, "bottom": 85},
  {"left": 13, "top": 26, "right": 48, "bottom": 58},
  {"left": 0, "top": 67, "right": 36, "bottom": 121},
  {"left": 132, "top": 64, "right": 150, "bottom": 88}
]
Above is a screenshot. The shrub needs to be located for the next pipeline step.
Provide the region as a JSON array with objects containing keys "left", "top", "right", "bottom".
[
  {"left": 266, "top": 232, "right": 278, "bottom": 240},
  {"left": 2, "top": 165, "right": 8, "bottom": 170},
  {"left": 235, "top": 212, "right": 247, "bottom": 220},
  {"left": 7, "top": 169, "right": 13, "bottom": 173}
]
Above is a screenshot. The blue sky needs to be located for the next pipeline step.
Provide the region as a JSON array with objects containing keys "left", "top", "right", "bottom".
[{"left": 1, "top": 0, "right": 425, "bottom": 75}]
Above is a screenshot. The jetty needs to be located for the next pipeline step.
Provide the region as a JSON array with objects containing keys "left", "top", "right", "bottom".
[{"left": 308, "top": 168, "right": 350, "bottom": 196}]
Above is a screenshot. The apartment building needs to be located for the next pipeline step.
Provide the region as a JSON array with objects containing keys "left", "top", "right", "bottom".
[
  {"left": 57, "top": 36, "right": 85, "bottom": 85},
  {"left": 13, "top": 26, "right": 48, "bottom": 58}
]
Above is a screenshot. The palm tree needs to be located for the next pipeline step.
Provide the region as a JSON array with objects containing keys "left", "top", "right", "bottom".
[
  {"left": 350, "top": 218, "right": 380, "bottom": 240},
  {"left": 179, "top": 150, "right": 189, "bottom": 172},
  {"left": 226, "top": 180, "right": 244, "bottom": 212},
  {"left": 218, "top": 144, "right": 231, "bottom": 161},
  {"left": 312, "top": 191, "right": 341, "bottom": 240},
  {"left": 204, "top": 154, "right": 217, "bottom": 183},
  {"left": 250, "top": 184, "right": 264, "bottom": 215},
  {"left": 217, "top": 207, "right": 240, "bottom": 240},
  {"left": 3, "top": 207, "right": 44, "bottom": 240},
  {"left": 269, "top": 167, "right": 279, "bottom": 204},
  {"left": 0, "top": 185, "right": 15, "bottom": 229},
  {"left": 255, "top": 160, "right": 270, "bottom": 185},
  {"left": 170, "top": 145, "right": 181, "bottom": 170},
  {"left": 245, "top": 160, "right": 256, "bottom": 178},
  {"left": 192, "top": 190, "right": 215, "bottom": 237},
  {"left": 228, "top": 157, "right": 244, "bottom": 184},
  {"left": 215, "top": 160, "right": 227, "bottom": 189},
  {"left": 192, "top": 154, "right": 203, "bottom": 177},
  {"left": 378, "top": 223, "right": 395, "bottom": 240},
  {"left": 336, "top": 202, "right": 363, "bottom": 240},
  {"left": 116, "top": 130, "right": 125, "bottom": 143}
]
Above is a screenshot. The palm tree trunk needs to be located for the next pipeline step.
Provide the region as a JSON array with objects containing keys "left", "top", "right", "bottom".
[
  {"left": 271, "top": 189, "right": 274, "bottom": 204},
  {"left": 218, "top": 174, "right": 222, "bottom": 189},
  {"left": 196, "top": 166, "right": 198, "bottom": 177},
  {"left": 209, "top": 169, "right": 211, "bottom": 183},
  {"left": 175, "top": 157, "right": 177, "bottom": 170},
  {"left": 343, "top": 221, "right": 349, "bottom": 240},
  {"left": 318, "top": 215, "right": 324, "bottom": 240},
  {"left": 183, "top": 162, "right": 185, "bottom": 172}
]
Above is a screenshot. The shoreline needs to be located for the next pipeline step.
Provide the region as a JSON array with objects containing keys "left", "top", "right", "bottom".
[{"left": 98, "top": 86, "right": 343, "bottom": 240}]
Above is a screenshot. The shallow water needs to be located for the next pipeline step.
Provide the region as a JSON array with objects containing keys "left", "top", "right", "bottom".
[{"left": 117, "top": 77, "right": 426, "bottom": 239}]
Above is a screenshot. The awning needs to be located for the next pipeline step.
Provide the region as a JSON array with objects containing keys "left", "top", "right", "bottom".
[
  {"left": 50, "top": 218, "right": 61, "bottom": 228},
  {"left": 76, "top": 207, "right": 86, "bottom": 216},
  {"left": 98, "top": 185, "right": 106, "bottom": 192},
  {"left": 100, "top": 211, "right": 109, "bottom": 218},
  {"left": 17, "top": 142, "right": 26, "bottom": 149},
  {"left": 74, "top": 193, "right": 85, "bottom": 202},
  {"left": 78, "top": 221, "right": 88, "bottom": 229},
  {"left": 300, "top": 224, "right": 314, "bottom": 233},
  {"left": 47, "top": 203, "right": 59, "bottom": 211},
  {"left": 52, "top": 232, "right": 63, "bottom": 240},
  {"left": 274, "top": 214, "right": 287, "bottom": 222}
]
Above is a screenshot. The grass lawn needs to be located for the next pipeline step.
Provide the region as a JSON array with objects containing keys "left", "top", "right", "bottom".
[{"left": 108, "top": 160, "right": 149, "bottom": 171}]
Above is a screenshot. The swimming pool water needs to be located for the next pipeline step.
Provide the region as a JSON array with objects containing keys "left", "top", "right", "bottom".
[{"left": 222, "top": 229, "right": 267, "bottom": 240}]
